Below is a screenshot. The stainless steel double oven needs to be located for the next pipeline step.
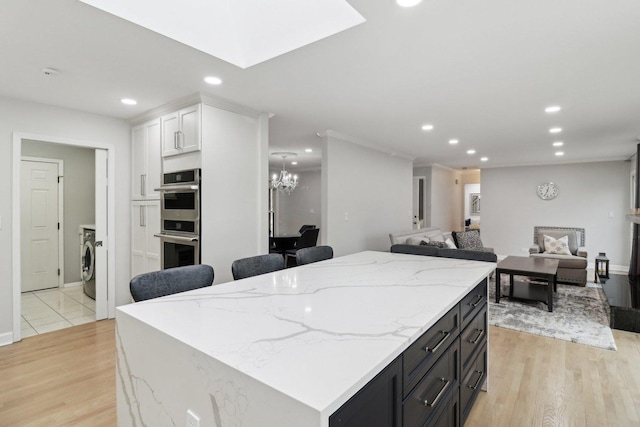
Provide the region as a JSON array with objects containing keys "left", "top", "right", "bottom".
[{"left": 154, "top": 169, "right": 201, "bottom": 269}]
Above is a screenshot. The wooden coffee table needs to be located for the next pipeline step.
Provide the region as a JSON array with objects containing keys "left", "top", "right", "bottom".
[{"left": 495, "top": 256, "right": 559, "bottom": 312}]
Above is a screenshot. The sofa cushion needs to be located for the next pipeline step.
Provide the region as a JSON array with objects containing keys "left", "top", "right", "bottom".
[
  {"left": 437, "top": 248, "right": 497, "bottom": 263},
  {"left": 543, "top": 235, "right": 572, "bottom": 255},
  {"left": 406, "top": 236, "right": 429, "bottom": 245},
  {"left": 390, "top": 244, "right": 439, "bottom": 257},
  {"left": 536, "top": 229, "right": 579, "bottom": 254},
  {"left": 530, "top": 253, "right": 588, "bottom": 269},
  {"left": 452, "top": 230, "right": 484, "bottom": 251},
  {"left": 444, "top": 238, "right": 457, "bottom": 249}
]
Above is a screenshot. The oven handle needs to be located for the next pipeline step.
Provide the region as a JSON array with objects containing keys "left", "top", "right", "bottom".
[
  {"left": 154, "top": 185, "right": 199, "bottom": 192},
  {"left": 154, "top": 233, "right": 199, "bottom": 243}
]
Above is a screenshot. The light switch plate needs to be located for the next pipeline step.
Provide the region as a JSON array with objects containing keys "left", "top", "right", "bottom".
[{"left": 186, "top": 409, "right": 200, "bottom": 427}]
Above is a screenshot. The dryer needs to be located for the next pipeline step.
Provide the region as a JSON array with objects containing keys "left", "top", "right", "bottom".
[{"left": 80, "top": 225, "right": 96, "bottom": 300}]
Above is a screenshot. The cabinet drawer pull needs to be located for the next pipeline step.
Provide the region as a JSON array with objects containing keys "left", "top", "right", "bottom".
[
  {"left": 141, "top": 174, "right": 146, "bottom": 196},
  {"left": 423, "top": 378, "right": 450, "bottom": 407},
  {"left": 468, "top": 370, "right": 484, "bottom": 390},
  {"left": 177, "top": 130, "right": 183, "bottom": 149},
  {"left": 174, "top": 131, "right": 178, "bottom": 149},
  {"left": 469, "top": 294, "right": 484, "bottom": 307},
  {"left": 468, "top": 328, "right": 485, "bottom": 345},
  {"left": 424, "top": 331, "right": 449, "bottom": 353}
]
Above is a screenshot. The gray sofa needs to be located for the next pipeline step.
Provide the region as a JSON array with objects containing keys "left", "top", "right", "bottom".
[
  {"left": 389, "top": 227, "right": 493, "bottom": 253},
  {"left": 529, "top": 226, "right": 587, "bottom": 286}
]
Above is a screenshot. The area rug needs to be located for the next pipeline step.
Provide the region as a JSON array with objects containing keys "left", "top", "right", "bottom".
[{"left": 489, "top": 277, "right": 617, "bottom": 351}]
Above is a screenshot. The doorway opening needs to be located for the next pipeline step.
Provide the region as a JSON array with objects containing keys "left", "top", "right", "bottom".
[{"left": 12, "top": 133, "right": 116, "bottom": 342}]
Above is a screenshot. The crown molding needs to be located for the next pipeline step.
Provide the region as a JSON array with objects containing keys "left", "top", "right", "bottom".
[
  {"left": 129, "top": 92, "right": 271, "bottom": 125},
  {"left": 317, "top": 130, "right": 415, "bottom": 161}
]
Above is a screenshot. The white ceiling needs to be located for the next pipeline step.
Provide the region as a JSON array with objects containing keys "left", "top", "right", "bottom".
[{"left": 2, "top": 0, "right": 640, "bottom": 172}]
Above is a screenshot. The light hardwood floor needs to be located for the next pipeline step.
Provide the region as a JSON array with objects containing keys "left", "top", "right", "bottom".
[{"left": 1, "top": 321, "right": 639, "bottom": 426}]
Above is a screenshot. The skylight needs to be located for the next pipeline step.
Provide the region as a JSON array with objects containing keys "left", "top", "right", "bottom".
[{"left": 79, "top": 0, "right": 366, "bottom": 69}]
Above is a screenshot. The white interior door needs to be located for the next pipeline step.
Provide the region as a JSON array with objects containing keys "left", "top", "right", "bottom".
[
  {"left": 95, "top": 149, "right": 108, "bottom": 320},
  {"left": 21, "top": 160, "right": 60, "bottom": 292}
]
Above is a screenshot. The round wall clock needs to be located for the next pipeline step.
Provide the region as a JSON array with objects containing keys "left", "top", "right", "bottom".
[{"left": 537, "top": 182, "right": 559, "bottom": 200}]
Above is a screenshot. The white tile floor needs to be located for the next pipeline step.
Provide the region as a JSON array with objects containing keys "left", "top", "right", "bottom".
[{"left": 21, "top": 285, "right": 96, "bottom": 337}]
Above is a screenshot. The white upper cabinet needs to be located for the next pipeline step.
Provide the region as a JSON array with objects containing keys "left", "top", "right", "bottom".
[
  {"left": 161, "top": 104, "right": 201, "bottom": 157},
  {"left": 131, "top": 118, "right": 161, "bottom": 200}
]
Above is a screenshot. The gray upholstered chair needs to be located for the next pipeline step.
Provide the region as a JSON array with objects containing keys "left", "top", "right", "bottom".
[
  {"left": 285, "top": 228, "right": 320, "bottom": 267},
  {"left": 298, "top": 224, "right": 316, "bottom": 234},
  {"left": 231, "top": 253, "right": 284, "bottom": 280},
  {"left": 529, "top": 226, "right": 588, "bottom": 286},
  {"left": 296, "top": 246, "right": 333, "bottom": 265},
  {"left": 130, "top": 264, "right": 214, "bottom": 302}
]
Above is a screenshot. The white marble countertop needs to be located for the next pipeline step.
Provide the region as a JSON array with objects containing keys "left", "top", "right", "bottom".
[{"left": 117, "top": 251, "right": 494, "bottom": 419}]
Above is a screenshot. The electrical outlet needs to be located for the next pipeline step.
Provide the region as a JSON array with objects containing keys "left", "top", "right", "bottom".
[
  {"left": 344, "top": 212, "right": 349, "bottom": 221},
  {"left": 608, "top": 211, "right": 615, "bottom": 218},
  {"left": 186, "top": 409, "right": 200, "bottom": 427}
]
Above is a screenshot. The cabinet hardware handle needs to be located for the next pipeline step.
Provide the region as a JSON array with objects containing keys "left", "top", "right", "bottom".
[
  {"left": 177, "top": 130, "right": 183, "bottom": 149},
  {"left": 423, "top": 378, "right": 450, "bottom": 407},
  {"left": 469, "top": 294, "right": 484, "bottom": 307},
  {"left": 424, "top": 330, "right": 449, "bottom": 353},
  {"left": 141, "top": 174, "right": 146, "bottom": 196},
  {"left": 174, "top": 131, "right": 178, "bottom": 150},
  {"left": 468, "top": 329, "right": 485, "bottom": 344},
  {"left": 468, "top": 370, "right": 484, "bottom": 390}
]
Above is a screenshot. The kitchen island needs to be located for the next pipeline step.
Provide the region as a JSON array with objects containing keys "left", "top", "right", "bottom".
[{"left": 116, "top": 251, "right": 494, "bottom": 427}]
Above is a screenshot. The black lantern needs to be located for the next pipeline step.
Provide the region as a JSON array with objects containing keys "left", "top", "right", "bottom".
[{"left": 594, "top": 252, "right": 609, "bottom": 283}]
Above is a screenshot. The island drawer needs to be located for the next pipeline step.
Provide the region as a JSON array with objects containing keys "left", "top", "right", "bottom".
[
  {"left": 460, "top": 343, "right": 487, "bottom": 426},
  {"left": 460, "top": 305, "right": 487, "bottom": 375},
  {"left": 460, "top": 279, "right": 487, "bottom": 330},
  {"left": 403, "top": 337, "right": 460, "bottom": 427},
  {"left": 403, "top": 305, "right": 460, "bottom": 397}
]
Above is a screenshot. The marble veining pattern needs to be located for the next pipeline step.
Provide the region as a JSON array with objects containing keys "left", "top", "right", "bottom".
[{"left": 117, "top": 251, "right": 494, "bottom": 424}]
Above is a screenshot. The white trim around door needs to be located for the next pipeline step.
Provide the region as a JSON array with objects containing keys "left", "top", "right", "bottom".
[{"left": 12, "top": 132, "right": 117, "bottom": 343}]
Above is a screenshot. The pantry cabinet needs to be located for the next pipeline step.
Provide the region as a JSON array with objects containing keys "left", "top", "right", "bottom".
[
  {"left": 131, "top": 201, "right": 161, "bottom": 278},
  {"left": 161, "top": 104, "right": 201, "bottom": 157},
  {"left": 131, "top": 118, "right": 161, "bottom": 200}
]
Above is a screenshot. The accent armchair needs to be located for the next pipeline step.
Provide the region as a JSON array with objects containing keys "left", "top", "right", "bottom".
[{"left": 529, "top": 226, "right": 588, "bottom": 286}]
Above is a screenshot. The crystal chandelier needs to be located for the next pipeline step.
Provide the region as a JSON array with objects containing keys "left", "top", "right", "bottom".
[{"left": 271, "top": 152, "right": 298, "bottom": 194}]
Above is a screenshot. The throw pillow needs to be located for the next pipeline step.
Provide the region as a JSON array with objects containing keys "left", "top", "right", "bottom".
[
  {"left": 453, "top": 230, "right": 484, "bottom": 251},
  {"left": 445, "top": 238, "right": 457, "bottom": 249},
  {"left": 543, "top": 235, "right": 572, "bottom": 255},
  {"left": 421, "top": 240, "right": 447, "bottom": 249}
]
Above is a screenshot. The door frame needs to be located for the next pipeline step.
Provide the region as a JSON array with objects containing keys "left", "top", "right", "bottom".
[
  {"left": 20, "top": 156, "right": 65, "bottom": 289},
  {"left": 12, "top": 132, "right": 117, "bottom": 342}
]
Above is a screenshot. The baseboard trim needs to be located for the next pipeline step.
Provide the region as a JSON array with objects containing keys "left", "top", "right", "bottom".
[
  {"left": 64, "top": 281, "right": 83, "bottom": 288},
  {"left": 0, "top": 331, "right": 13, "bottom": 347}
]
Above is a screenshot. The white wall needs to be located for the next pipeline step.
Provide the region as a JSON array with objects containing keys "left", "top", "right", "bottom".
[
  {"left": 322, "top": 136, "right": 413, "bottom": 256},
  {"left": 0, "top": 96, "right": 131, "bottom": 340},
  {"left": 273, "top": 170, "right": 321, "bottom": 236},
  {"left": 200, "top": 105, "right": 268, "bottom": 284},
  {"left": 482, "top": 161, "right": 631, "bottom": 267},
  {"left": 22, "top": 140, "right": 95, "bottom": 284},
  {"left": 430, "top": 165, "right": 463, "bottom": 232}
]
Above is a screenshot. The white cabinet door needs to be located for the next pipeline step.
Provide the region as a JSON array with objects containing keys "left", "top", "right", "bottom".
[
  {"left": 131, "top": 125, "right": 146, "bottom": 199},
  {"left": 179, "top": 104, "right": 201, "bottom": 153},
  {"left": 162, "top": 104, "right": 201, "bottom": 157},
  {"left": 131, "top": 200, "right": 161, "bottom": 278},
  {"left": 145, "top": 202, "right": 161, "bottom": 273},
  {"left": 132, "top": 119, "right": 162, "bottom": 200},
  {"left": 131, "top": 202, "right": 146, "bottom": 278},
  {"left": 146, "top": 119, "right": 161, "bottom": 198}
]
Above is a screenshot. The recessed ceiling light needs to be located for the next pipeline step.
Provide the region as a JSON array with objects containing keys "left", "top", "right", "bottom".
[
  {"left": 422, "top": 124, "right": 434, "bottom": 131},
  {"left": 467, "top": 149, "right": 476, "bottom": 155},
  {"left": 291, "top": 161, "right": 298, "bottom": 165},
  {"left": 204, "top": 76, "right": 222, "bottom": 85},
  {"left": 305, "top": 148, "right": 313, "bottom": 153},
  {"left": 121, "top": 98, "right": 137, "bottom": 105},
  {"left": 552, "top": 141, "right": 564, "bottom": 147},
  {"left": 549, "top": 127, "right": 562, "bottom": 134},
  {"left": 449, "top": 139, "right": 459, "bottom": 145},
  {"left": 545, "top": 106, "right": 561, "bottom": 113},
  {"left": 480, "top": 157, "right": 488, "bottom": 162},
  {"left": 397, "top": 0, "right": 422, "bottom": 7},
  {"left": 555, "top": 151, "right": 565, "bottom": 156}
]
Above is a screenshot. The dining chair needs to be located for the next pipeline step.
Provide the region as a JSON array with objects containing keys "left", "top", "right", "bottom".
[
  {"left": 130, "top": 264, "right": 214, "bottom": 302},
  {"left": 296, "top": 246, "right": 333, "bottom": 266},
  {"left": 285, "top": 228, "right": 320, "bottom": 267},
  {"left": 231, "top": 253, "right": 285, "bottom": 280},
  {"left": 298, "top": 224, "right": 316, "bottom": 234}
]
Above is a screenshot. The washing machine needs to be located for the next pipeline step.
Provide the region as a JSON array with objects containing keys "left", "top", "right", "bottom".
[{"left": 80, "top": 225, "right": 96, "bottom": 300}]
